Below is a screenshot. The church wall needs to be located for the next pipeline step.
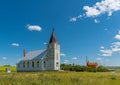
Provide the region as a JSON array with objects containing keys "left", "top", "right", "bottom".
[
  {"left": 45, "top": 43, "right": 55, "bottom": 70},
  {"left": 54, "top": 44, "right": 60, "bottom": 70},
  {"left": 45, "top": 43, "right": 60, "bottom": 71},
  {"left": 17, "top": 60, "right": 45, "bottom": 72}
]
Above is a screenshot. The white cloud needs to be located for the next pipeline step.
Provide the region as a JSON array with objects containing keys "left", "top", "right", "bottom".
[
  {"left": 115, "top": 34, "right": 120, "bottom": 40},
  {"left": 83, "top": 0, "right": 120, "bottom": 17},
  {"left": 2, "top": 57, "right": 7, "bottom": 60},
  {"left": 70, "top": 17, "right": 77, "bottom": 22},
  {"left": 60, "top": 53, "right": 66, "bottom": 57},
  {"left": 115, "top": 31, "right": 120, "bottom": 40},
  {"left": 94, "top": 19, "right": 100, "bottom": 23},
  {"left": 100, "top": 46, "right": 104, "bottom": 49},
  {"left": 100, "top": 31, "right": 120, "bottom": 56},
  {"left": 100, "top": 49, "right": 113, "bottom": 56},
  {"left": 70, "top": 15, "right": 83, "bottom": 22},
  {"left": 43, "top": 42, "right": 47, "bottom": 45},
  {"left": 72, "top": 57, "right": 78, "bottom": 60},
  {"left": 96, "top": 57, "right": 102, "bottom": 61},
  {"left": 77, "top": 15, "right": 83, "bottom": 18},
  {"left": 100, "top": 42, "right": 120, "bottom": 56},
  {"left": 27, "top": 24, "right": 42, "bottom": 31},
  {"left": 63, "top": 60, "right": 69, "bottom": 63},
  {"left": 11, "top": 43, "right": 20, "bottom": 47},
  {"left": 111, "top": 42, "right": 120, "bottom": 52},
  {"left": 70, "top": 0, "right": 120, "bottom": 22},
  {"left": 83, "top": 6, "right": 101, "bottom": 17}
]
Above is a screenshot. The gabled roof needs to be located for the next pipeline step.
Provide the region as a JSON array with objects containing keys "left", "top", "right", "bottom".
[
  {"left": 49, "top": 29, "right": 58, "bottom": 44},
  {"left": 21, "top": 49, "right": 46, "bottom": 61}
]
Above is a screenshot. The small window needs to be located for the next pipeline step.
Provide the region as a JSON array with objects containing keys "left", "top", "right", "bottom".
[
  {"left": 23, "top": 62, "right": 25, "bottom": 68},
  {"left": 27, "top": 61, "right": 29, "bottom": 68},
  {"left": 56, "top": 62, "right": 59, "bottom": 67},
  {"left": 37, "top": 61, "right": 39, "bottom": 68},
  {"left": 32, "top": 61, "right": 34, "bottom": 68},
  {"left": 44, "top": 61, "right": 46, "bottom": 68}
]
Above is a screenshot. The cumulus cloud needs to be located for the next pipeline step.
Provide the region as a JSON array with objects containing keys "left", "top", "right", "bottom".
[
  {"left": 115, "top": 31, "right": 120, "bottom": 40},
  {"left": 96, "top": 57, "right": 102, "bottom": 61},
  {"left": 72, "top": 57, "right": 78, "bottom": 60},
  {"left": 94, "top": 19, "right": 100, "bottom": 23},
  {"left": 11, "top": 43, "right": 20, "bottom": 47},
  {"left": 70, "top": 17, "right": 77, "bottom": 22},
  {"left": 63, "top": 60, "right": 69, "bottom": 63},
  {"left": 83, "top": 0, "right": 120, "bottom": 17},
  {"left": 26, "top": 24, "right": 42, "bottom": 31},
  {"left": 69, "top": 15, "right": 83, "bottom": 22},
  {"left": 100, "top": 46, "right": 105, "bottom": 49},
  {"left": 60, "top": 53, "right": 66, "bottom": 57},
  {"left": 111, "top": 42, "right": 120, "bottom": 52},
  {"left": 70, "top": 0, "right": 120, "bottom": 21},
  {"left": 100, "top": 42, "right": 120, "bottom": 56},
  {"left": 2, "top": 57, "right": 7, "bottom": 60},
  {"left": 100, "top": 31, "right": 120, "bottom": 56},
  {"left": 43, "top": 42, "right": 47, "bottom": 45},
  {"left": 100, "top": 49, "right": 113, "bottom": 56}
]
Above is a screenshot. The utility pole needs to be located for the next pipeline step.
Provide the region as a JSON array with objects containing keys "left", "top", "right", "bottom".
[{"left": 86, "top": 56, "right": 88, "bottom": 72}]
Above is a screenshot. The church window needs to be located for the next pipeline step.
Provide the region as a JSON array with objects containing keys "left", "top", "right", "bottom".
[
  {"left": 27, "top": 61, "right": 29, "bottom": 68},
  {"left": 23, "top": 62, "right": 25, "bottom": 68},
  {"left": 56, "top": 62, "right": 59, "bottom": 67},
  {"left": 44, "top": 61, "right": 46, "bottom": 68},
  {"left": 37, "top": 61, "right": 39, "bottom": 68},
  {"left": 32, "top": 61, "right": 34, "bottom": 68}
]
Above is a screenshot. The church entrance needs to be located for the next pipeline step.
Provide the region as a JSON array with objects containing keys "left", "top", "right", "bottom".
[{"left": 56, "top": 62, "right": 59, "bottom": 70}]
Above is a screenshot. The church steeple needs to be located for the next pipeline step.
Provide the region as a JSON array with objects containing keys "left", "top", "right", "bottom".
[
  {"left": 46, "top": 28, "right": 60, "bottom": 70},
  {"left": 49, "top": 29, "right": 58, "bottom": 44}
]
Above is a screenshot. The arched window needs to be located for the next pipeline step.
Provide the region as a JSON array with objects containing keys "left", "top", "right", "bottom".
[
  {"left": 44, "top": 61, "right": 46, "bottom": 68},
  {"left": 56, "top": 62, "right": 59, "bottom": 67},
  {"left": 23, "top": 62, "right": 25, "bottom": 68},
  {"left": 27, "top": 61, "right": 29, "bottom": 68},
  {"left": 37, "top": 61, "right": 39, "bottom": 68},
  {"left": 32, "top": 61, "right": 34, "bottom": 68}
]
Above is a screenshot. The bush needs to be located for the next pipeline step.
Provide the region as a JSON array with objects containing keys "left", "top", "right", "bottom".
[{"left": 60, "top": 64, "right": 109, "bottom": 72}]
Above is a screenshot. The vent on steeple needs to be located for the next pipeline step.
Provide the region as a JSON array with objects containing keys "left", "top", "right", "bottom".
[{"left": 49, "top": 29, "right": 58, "bottom": 44}]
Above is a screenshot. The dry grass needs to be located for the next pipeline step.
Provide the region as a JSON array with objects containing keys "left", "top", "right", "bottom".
[{"left": 0, "top": 71, "right": 120, "bottom": 85}]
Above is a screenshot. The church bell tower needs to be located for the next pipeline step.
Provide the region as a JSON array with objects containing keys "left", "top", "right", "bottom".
[{"left": 45, "top": 29, "right": 60, "bottom": 70}]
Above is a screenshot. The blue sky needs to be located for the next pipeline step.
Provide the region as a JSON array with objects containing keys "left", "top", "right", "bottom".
[{"left": 0, "top": 0, "right": 120, "bottom": 66}]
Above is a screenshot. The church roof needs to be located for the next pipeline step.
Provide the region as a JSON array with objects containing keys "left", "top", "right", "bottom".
[
  {"left": 49, "top": 30, "right": 58, "bottom": 44},
  {"left": 21, "top": 49, "right": 47, "bottom": 61}
]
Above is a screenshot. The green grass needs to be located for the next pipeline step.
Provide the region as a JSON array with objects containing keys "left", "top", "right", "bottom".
[
  {"left": 0, "top": 71, "right": 120, "bottom": 85},
  {"left": 0, "top": 66, "right": 16, "bottom": 72}
]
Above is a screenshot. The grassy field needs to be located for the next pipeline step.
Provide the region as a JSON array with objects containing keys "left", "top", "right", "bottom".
[
  {"left": 0, "top": 71, "right": 120, "bottom": 85},
  {"left": 0, "top": 66, "right": 120, "bottom": 85},
  {"left": 0, "top": 66, "right": 16, "bottom": 72}
]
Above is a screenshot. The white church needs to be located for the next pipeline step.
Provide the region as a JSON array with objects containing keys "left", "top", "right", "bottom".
[{"left": 17, "top": 30, "right": 60, "bottom": 72}]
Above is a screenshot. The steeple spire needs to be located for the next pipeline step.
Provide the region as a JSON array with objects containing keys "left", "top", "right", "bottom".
[{"left": 49, "top": 29, "right": 58, "bottom": 44}]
